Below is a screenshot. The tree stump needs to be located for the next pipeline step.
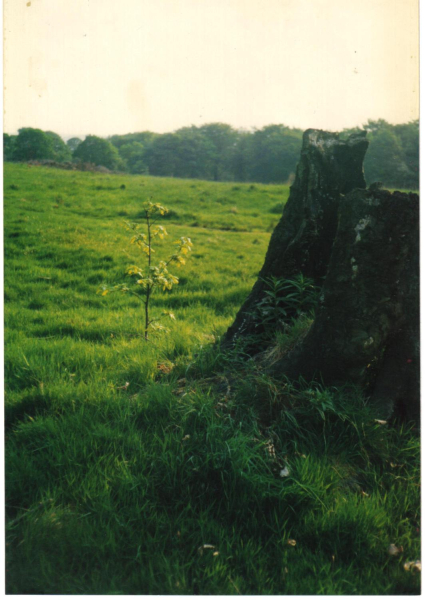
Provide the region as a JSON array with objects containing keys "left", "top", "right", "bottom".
[
  {"left": 225, "top": 129, "right": 419, "bottom": 420},
  {"left": 224, "top": 129, "right": 369, "bottom": 343}
]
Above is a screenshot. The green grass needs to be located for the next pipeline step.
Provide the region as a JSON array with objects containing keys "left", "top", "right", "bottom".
[{"left": 4, "top": 163, "right": 420, "bottom": 594}]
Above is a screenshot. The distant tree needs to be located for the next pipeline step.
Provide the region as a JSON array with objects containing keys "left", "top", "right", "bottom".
[
  {"left": 118, "top": 141, "right": 148, "bottom": 174},
  {"left": 147, "top": 125, "right": 245, "bottom": 181},
  {"left": 173, "top": 126, "right": 217, "bottom": 179},
  {"left": 147, "top": 134, "right": 182, "bottom": 177},
  {"left": 341, "top": 120, "right": 419, "bottom": 189},
  {"left": 363, "top": 119, "right": 390, "bottom": 135},
  {"left": 110, "top": 132, "right": 158, "bottom": 174},
  {"left": 66, "top": 137, "right": 82, "bottom": 152},
  {"left": 145, "top": 124, "right": 304, "bottom": 183},
  {"left": 73, "top": 135, "right": 124, "bottom": 170},
  {"left": 230, "top": 130, "right": 252, "bottom": 182},
  {"left": 3, "top": 133, "right": 17, "bottom": 161},
  {"left": 363, "top": 124, "right": 410, "bottom": 188},
  {"left": 198, "top": 123, "right": 238, "bottom": 180},
  {"left": 109, "top": 131, "right": 157, "bottom": 150},
  {"left": 247, "top": 125, "right": 302, "bottom": 183},
  {"left": 394, "top": 120, "right": 419, "bottom": 189},
  {"left": 45, "top": 131, "right": 72, "bottom": 162},
  {"left": 13, "top": 128, "right": 55, "bottom": 161}
]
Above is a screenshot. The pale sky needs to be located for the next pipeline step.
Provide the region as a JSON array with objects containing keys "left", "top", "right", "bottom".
[{"left": 3, "top": 0, "right": 419, "bottom": 140}]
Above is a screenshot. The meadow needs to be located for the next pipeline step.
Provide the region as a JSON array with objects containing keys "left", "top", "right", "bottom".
[{"left": 4, "top": 163, "right": 420, "bottom": 594}]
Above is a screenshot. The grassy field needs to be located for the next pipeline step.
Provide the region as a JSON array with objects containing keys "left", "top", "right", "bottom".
[{"left": 4, "top": 163, "right": 420, "bottom": 594}]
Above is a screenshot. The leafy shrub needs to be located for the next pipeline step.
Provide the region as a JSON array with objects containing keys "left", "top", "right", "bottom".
[{"left": 253, "top": 274, "right": 319, "bottom": 332}]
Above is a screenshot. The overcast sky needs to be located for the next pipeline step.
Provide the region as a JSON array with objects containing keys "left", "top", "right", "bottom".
[{"left": 4, "top": 0, "right": 419, "bottom": 140}]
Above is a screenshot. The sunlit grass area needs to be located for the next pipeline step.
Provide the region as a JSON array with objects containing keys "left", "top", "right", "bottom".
[{"left": 4, "top": 163, "right": 420, "bottom": 594}]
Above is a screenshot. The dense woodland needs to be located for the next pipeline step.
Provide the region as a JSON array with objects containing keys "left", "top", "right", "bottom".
[{"left": 3, "top": 119, "right": 419, "bottom": 189}]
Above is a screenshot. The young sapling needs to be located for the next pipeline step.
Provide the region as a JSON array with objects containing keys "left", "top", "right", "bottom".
[{"left": 98, "top": 201, "right": 192, "bottom": 340}]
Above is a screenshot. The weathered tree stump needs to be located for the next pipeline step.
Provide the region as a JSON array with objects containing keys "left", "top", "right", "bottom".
[
  {"left": 224, "top": 129, "right": 369, "bottom": 343},
  {"left": 225, "top": 129, "right": 419, "bottom": 420}
]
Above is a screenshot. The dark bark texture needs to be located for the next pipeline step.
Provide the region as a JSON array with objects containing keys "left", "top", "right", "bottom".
[
  {"left": 225, "top": 129, "right": 419, "bottom": 419},
  {"left": 224, "top": 129, "right": 369, "bottom": 344},
  {"left": 277, "top": 188, "right": 419, "bottom": 419}
]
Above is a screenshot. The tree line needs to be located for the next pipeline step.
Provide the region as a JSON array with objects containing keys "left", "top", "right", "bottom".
[{"left": 3, "top": 119, "right": 419, "bottom": 189}]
